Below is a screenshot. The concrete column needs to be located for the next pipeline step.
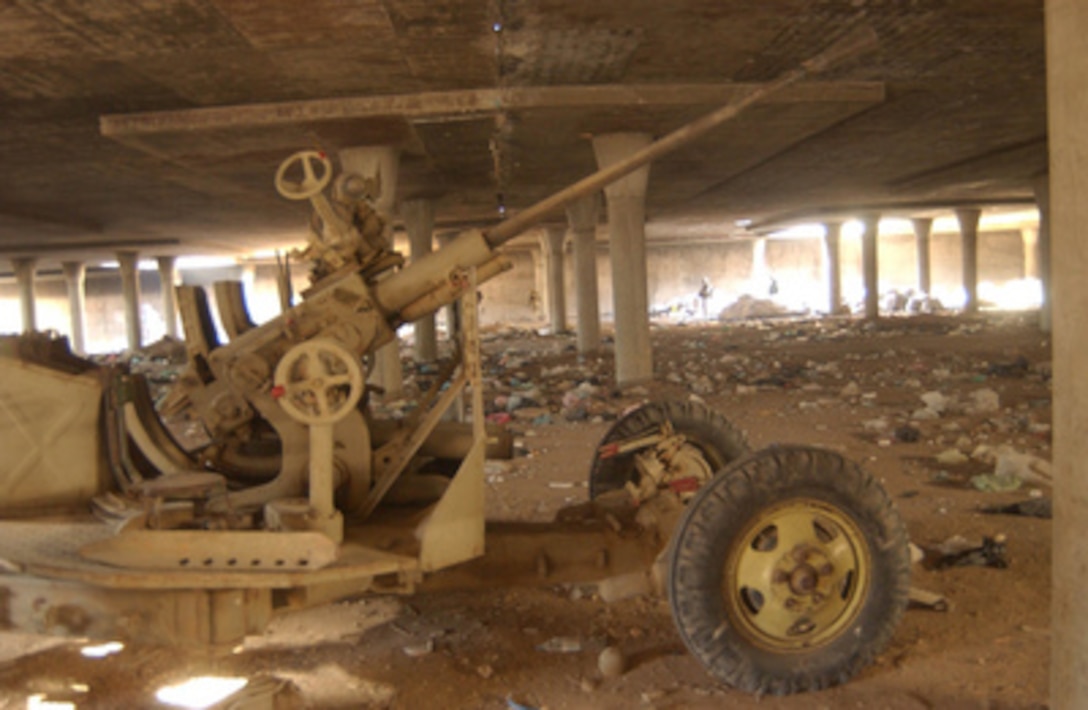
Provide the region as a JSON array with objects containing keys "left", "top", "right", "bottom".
[
  {"left": 566, "top": 193, "right": 601, "bottom": 353},
  {"left": 822, "top": 222, "right": 843, "bottom": 314},
  {"left": 403, "top": 199, "right": 438, "bottom": 362},
  {"left": 1033, "top": 175, "right": 1052, "bottom": 333},
  {"left": 1021, "top": 228, "right": 1039, "bottom": 279},
  {"left": 156, "top": 255, "right": 179, "bottom": 340},
  {"left": 61, "top": 261, "right": 87, "bottom": 354},
  {"left": 11, "top": 257, "right": 37, "bottom": 334},
  {"left": 593, "top": 132, "right": 653, "bottom": 387},
  {"left": 912, "top": 217, "right": 934, "bottom": 295},
  {"left": 541, "top": 226, "right": 567, "bottom": 334},
  {"left": 435, "top": 232, "right": 460, "bottom": 338},
  {"left": 751, "top": 237, "right": 769, "bottom": 292},
  {"left": 116, "top": 251, "right": 142, "bottom": 351},
  {"left": 1047, "top": 2, "right": 1087, "bottom": 704},
  {"left": 956, "top": 208, "right": 981, "bottom": 314},
  {"left": 339, "top": 145, "right": 402, "bottom": 397},
  {"left": 860, "top": 214, "right": 881, "bottom": 320}
]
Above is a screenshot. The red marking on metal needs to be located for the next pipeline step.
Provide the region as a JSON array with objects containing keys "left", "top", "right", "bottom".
[
  {"left": 598, "top": 443, "right": 621, "bottom": 459},
  {"left": 668, "top": 477, "right": 701, "bottom": 493}
]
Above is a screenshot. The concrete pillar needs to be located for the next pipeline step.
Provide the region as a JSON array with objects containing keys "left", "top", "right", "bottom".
[
  {"left": 912, "top": 217, "right": 933, "bottom": 295},
  {"left": 593, "top": 132, "right": 653, "bottom": 387},
  {"left": 1021, "top": 228, "right": 1039, "bottom": 279},
  {"left": 403, "top": 199, "right": 438, "bottom": 362},
  {"left": 1033, "top": 175, "right": 1052, "bottom": 333},
  {"left": 956, "top": 208, "right": 981, "bottom": 314},
  {"left": 566, "top": 193, "right": 601, "bottom": 354},
  {"left": 822, "top": 222, "right": 842, "bottom": 314},
  {"left": 1047, "top": 2, "right": 1087, "bottom": 704},
  {"left": 11, "top": 257, "right": 37, "bottom": 334},
  {"left": 339, "top": 145, "right": 402, "bottom": 397},
  {"left": 541, "top": 226, "right": 567, "bottom": 334},
  {"left": 435, "top": 232, "right": 461, "bottom": 338},
  {"left": 860, "top": 214, "right": 880, "bottom": 320},
  {"left": 156, "top": 255, "right": 179, "bottom": 340},
  {"left": 751, "top": 237, "right": 769, "bottom": 293},
  {"left": 116, "top": 251, "right": 142, "bottom": 351},
  {"left": 61, "top": 261, "right": 87, "bottom": 354}
]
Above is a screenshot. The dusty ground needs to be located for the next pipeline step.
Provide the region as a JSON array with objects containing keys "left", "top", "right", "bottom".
[{"left": 0, "top": 312, "right": 1052, "bottom": 709}]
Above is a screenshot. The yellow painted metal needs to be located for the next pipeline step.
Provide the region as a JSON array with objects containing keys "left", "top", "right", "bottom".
[
  {"left": 0, "top": 359, "right": 108, "bottom": 513},
  {"left": 724, "top": 498, "right": 870, "bottom": 652},
  {"left": 418, "top": 269, "right": 486, "bottom": 572}
]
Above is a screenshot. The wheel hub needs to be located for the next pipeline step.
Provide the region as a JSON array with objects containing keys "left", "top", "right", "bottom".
[
  {"left": 788, "top": 564, "right": 818, "bottom": 595},
  {"left": 724, "top": 499, "right": 871, "bottom": 651}
]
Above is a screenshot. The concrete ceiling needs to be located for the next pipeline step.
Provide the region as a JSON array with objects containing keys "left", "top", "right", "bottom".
[{"left": 0, "top": 0, "right": 1046, "bottom": 267}]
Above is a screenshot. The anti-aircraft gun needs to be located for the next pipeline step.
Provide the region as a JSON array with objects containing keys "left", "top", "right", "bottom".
[{"left": 0, "top": 27, "right": 912, "bottom": 696}]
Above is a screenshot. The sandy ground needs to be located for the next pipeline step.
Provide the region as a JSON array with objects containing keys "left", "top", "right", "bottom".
[{"left": 0, "top": 312, "right": 1052, "bottom": 709}]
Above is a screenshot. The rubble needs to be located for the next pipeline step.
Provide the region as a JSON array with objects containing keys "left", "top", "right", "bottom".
[
  {"left": 598, "top": 646, "right": 626, "bottom": 678},
  {"left": 717, "top": 295, "right": 789, "bottom": 321},
  {"left": 920, "top": 534, "right": 1010, "bottom": 570},
  {"left": 536, "top": 637, "right": 582, "bottom": 653},
  {"left": 983, "top": 498, "right": 1053, "bottom": 519}
]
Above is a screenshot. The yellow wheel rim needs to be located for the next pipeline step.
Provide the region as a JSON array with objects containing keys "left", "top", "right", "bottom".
[{"left": 724, "top": 498, "right": 870, "bottom": 651}]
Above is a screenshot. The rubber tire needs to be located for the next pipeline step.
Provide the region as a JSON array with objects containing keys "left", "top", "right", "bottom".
[
  {"left": 667, "top": 446, "right": 911, "bottom": 695},
  {"left": 588, "top": 400, "right": 749, "bottom": 499}
]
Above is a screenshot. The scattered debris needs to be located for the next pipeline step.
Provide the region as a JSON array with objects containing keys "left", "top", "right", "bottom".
[
  {"left": 970, "top": 472, "right": 1023, "bottom": 493},
  {"left": 402, "top": 639, "right": 435, "bottom": 657},
  {"left": 908, "top": 586, "right": 951, "bottom": 612},
  {"left": 936, "top": 449, "right": 969, "bottom": 466},
  {"left": 597, "top": 572, "right": 652, "bottom": 603},
  {"left": 986, "top": 356, "right": 1031, "bottom": 378},
  {"left": 894, "top": 424, "right": 921, "bottom": 443},
  {"left": 983, "top": 498, "right": 1053, "bottom": 519},
  {"left": 921, "top": 534, "right": 1009, "bottom": 570},
  {"left": 536, "top": 636, "right": 582, "bottom": 653},
  {"left": 718, "top": 295, "right": 789, "bottom": 321},
  {"left": 598, "top": 646, "right": 626, "bottom": 679},
  {"left": 506, "top": 697, "right": 538, "bottom": 710}
]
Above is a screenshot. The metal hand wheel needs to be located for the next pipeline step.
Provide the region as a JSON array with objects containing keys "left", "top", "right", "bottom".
[
  {"left": 274, "top": 150, "right": 333, "bottom": 201},
  {"left": 273, "top": 339, "right": 363, "bottom": 426}
]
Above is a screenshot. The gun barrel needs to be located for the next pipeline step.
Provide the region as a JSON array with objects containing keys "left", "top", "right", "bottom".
[{"left": 482, "top": 25, "right": 878, "bottom": 249}]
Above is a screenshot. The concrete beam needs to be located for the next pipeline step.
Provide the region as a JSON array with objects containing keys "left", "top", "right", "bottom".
[
  {"left": 749, "top": 198, "right": 1034, "bottom": 235},
  {"left": 100, "top": 82, "right": 886, "bottom": 136}
]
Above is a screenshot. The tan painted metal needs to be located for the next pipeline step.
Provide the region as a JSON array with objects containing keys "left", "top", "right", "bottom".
[
  {"left": 0, "top": 355, "right": 108, "bottom": 513},
  {"left": 213, "top": 280, "right": 257, "bottom": 339},
  {"left": 0, "top": 32, "right": 886, "bottom": 653}
]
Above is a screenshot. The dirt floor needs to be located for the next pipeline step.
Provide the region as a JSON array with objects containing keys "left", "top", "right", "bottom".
[{"left": 0, "top": 312, "right": 1053, "bottom": 709}]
